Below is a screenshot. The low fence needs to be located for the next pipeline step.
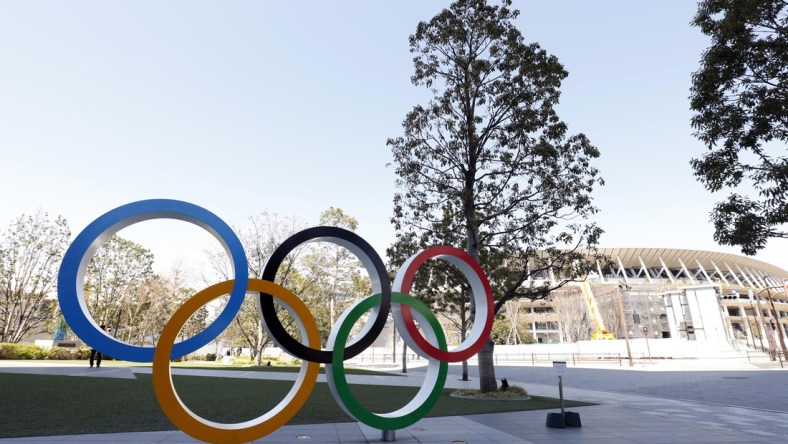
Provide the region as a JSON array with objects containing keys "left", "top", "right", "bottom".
[
  {"left": 747, "top": 349, "right": 785, "bottom": 368},
  {"left": 265, "top": 339, "right": 787, "bottom": 367}
]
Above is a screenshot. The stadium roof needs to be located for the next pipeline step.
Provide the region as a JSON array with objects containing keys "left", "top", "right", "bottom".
[{"left": 592, "top": 247, "right": 788, "bottom": 289}]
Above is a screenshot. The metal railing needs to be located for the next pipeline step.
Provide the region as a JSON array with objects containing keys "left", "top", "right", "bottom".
[
  {"left": 746, "top": 349, "right": 785, "bottom": 368},
  {"left": 492, "top": 352, "right": 647, "bottom": 366},
  {"left": 344, "top": 348, "right": 788, "bottom": 368}
]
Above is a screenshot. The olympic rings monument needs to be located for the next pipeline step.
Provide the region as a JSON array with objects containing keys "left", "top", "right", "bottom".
[{"left": 57, "top": 199, "right": 496, "bottom": 443}]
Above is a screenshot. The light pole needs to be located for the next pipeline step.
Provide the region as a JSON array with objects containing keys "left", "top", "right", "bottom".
[
  {"left": 616, "top": 284, "right": 633, "bottom": 367},
  {"left": 642, "top": 325, "right": 652, "bottom": 361}
]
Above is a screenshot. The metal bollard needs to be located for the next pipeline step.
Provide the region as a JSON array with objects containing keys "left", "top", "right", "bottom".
[{"left": 381, "top": 430, "right": 396, "bottom": 441}]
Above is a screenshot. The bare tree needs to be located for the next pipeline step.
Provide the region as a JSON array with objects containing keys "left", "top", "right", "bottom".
[
  {"left": 594, "top": 287, "right": 624, "bottom": 338},
  {"left": 204, "top": 212, "right": 312, "bottom": 365},
  {"left": 0, "top": 211, "right": 70, "bottom": 343},
  {"left": 551, "top": 289, "right": 592, "bottom": 343}
]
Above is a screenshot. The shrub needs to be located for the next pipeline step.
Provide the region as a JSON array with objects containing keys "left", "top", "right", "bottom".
[
  {"left": 0, "top": 343, "right": 48, "bottom": 360},
  {"left": 453, "top": 385, "right": 529, "bottom": 399},
  {"left": 75, "top": 348, "right": 92, "bottom": 360},
  {"left": 180, "top": 353, "right": 220, "bottom": 362},
  {"left": 46, "top": 347, "right": 80, "bottom": 360}
]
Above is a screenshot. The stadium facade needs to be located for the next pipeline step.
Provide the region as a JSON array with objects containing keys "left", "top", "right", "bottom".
[{"left": 514, "top": 248, "right": 788, "bottom": 351}]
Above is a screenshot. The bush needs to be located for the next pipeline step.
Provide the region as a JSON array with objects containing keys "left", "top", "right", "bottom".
[
  {"left": 0, "top": 343, "right": 97, "bottom": 360},
  {"left": 490, "top": 315, "right": 534, "bottom": 345},
  {"left": 0, "top": 343, "right": 48, "bottom": 360},
  {"left": 46, "top": 347, "right": 80, "bottom": 360},
  {"left": 453, "top": 385, "right": 529, "bottom": 399},
  {"left": 180, "top": 353, "right": 220, "bottom": 362}
]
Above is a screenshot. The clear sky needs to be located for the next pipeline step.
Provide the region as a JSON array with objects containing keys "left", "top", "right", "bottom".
[{"left": 1, "top": 1, "right": 785, "bottom": 279}]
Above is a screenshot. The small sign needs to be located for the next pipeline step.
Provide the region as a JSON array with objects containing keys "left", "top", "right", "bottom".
[{"left": 553, "top": 361, "right": 567, "bottom": 375}]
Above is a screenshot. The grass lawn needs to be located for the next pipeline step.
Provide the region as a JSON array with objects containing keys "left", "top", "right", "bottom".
[
  {"left": 163, "top": 361, "right": 403, "bottom": 376},
  {"left": 4, "top": 359, "right": 398, "bottom": 376},
  {"left": 0, "top": 373, "right": 592, "bottom": 438}
]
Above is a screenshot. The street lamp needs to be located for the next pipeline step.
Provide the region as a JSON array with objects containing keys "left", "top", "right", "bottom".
[
  {"left": 642, "top": 325, "right": 652, "bottom": 360},
  {"left": 616, "top": 284, "right": 633, "bottom": 367}
]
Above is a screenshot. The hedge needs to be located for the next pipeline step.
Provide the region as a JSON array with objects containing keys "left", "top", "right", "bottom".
[
  {"left": 0, "top": 343, "right": 218, "bottom": 362},
  {"left": 0, "top": 343, "right": 90, "bottom": 360}
]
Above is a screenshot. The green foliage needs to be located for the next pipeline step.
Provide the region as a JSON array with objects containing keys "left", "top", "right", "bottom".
[
  {"left": 319, "top": 207, "right": 359, "bottom": 231},
  {"left": 44, "top": 346, "right": 91, "bottom": 360},
  {"left": 489, "top": 315, "right": 534, "bottom": 345},
  {"left": 387, "top": 0, "right": 604, "bottom": 392},
  {"left": 301, "top": 208, "right": 371, "bottom": 344},
  {"left": 690, "top": 0, "right": 788, "bottom": 255},
  {"left": 205, "top": 207, "right": 370, "bottom": 361},
  {"left": 453, "top": 385, "right": 529, "bottom": 399},
  {"left": 180, "top": 353, "right": 216, "bottom": 362},
  {"left": 0, "top": 343, "right": 92, "bottom": 360},
  {"left": 387, "top": 0, "right": 604, "bottom": 312},
  {"left": 0, "top": 343, "right": 46, "bottom": 359}
]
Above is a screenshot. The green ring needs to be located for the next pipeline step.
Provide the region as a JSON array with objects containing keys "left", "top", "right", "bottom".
[{"left": 326, "top": 292, "right": 448, "bottom": 430}]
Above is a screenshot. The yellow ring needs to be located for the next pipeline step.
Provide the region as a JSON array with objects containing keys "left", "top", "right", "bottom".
[{"left": 152, "top": 279, "right": 320, "bottom": 444}]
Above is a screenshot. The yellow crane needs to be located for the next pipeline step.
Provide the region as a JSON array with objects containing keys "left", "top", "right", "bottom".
[{"left": 580, "top": 280, "right": 615, "bottom": 340}]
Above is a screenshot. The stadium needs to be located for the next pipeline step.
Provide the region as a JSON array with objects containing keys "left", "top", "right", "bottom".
[
  {"left": 344, "top": 247, "right": 788, "bottom": 366},
  {"left": 508, "top": 247, "right": 788, "bottom": 357}
]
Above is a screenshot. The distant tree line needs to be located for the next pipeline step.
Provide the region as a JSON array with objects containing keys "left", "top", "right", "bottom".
[{"left": 0, "top": 207, "right": 372, "bottom": 369}]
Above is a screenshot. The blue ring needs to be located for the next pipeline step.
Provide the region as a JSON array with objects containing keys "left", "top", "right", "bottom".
[{"left": 57, "top": 199, "right": 248, "bottom": 362}]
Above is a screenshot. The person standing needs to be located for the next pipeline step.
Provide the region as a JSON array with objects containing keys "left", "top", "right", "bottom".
[{"left": 89, "top": 325, "right": 107, "bottom": 368}]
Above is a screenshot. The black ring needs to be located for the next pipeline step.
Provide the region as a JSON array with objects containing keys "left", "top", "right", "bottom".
[{"left": 259, "top": 226, "right": 391, "bottom": 363}]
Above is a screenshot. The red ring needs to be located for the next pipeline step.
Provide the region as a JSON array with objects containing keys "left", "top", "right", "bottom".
[{"left": 395, "top": 246, "right": 494, "bottom": 362}]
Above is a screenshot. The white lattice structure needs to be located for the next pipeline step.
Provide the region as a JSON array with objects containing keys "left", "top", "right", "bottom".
[
  {"left": 514, "top": 248, "right": 788, "bottom": 348},
  {"left": 588, "top": 247, "right": 788, "bottom": 290}
]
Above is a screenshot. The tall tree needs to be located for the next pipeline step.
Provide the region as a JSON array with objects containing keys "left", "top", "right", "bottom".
[
  {"left": 84, "top": 235, "right": 154, "bottom": 333},
  {"left": 388, "top": 0, "right": 603, "bottom": 392},
  {"left": 302, "top": 208, "right": 371, "bottom": 343},
  {"left": 690, "top": 0, "right": 788, "bottom": 255},
  {"left": 0, "top": 211, "right": 70, "bottom": 343}
]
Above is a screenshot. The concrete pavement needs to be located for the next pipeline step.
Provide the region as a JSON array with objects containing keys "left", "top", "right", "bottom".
[{"left": 0, "top": 359, "right": 786, "bottom": 443}]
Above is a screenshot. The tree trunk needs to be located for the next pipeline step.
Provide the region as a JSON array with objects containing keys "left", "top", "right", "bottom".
[
  {"left": 402, "top": 341, "right": 408, "bottom": 373},
  {"left": 392, "top": 323, "right": 397, "bottom": 364},
  {"left": 460, "top": 297, "right": 469, "bottom": 380},
  {"left": 477, "top": 338, "right": 497, "bottom": 393},
  {"left": 255, "top": 326, "right": 264, "bottom": 366}
]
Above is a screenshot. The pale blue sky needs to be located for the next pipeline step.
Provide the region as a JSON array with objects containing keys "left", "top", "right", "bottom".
[{"left": 2, "top": 1, "right": 784, "bottom": 276}]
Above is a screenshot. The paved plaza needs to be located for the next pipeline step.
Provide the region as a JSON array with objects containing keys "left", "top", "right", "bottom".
[{"left": 0, "top": 359, "right": 786, "bottom": 443}]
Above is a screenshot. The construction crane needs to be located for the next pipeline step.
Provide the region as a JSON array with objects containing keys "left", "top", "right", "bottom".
[{"left": 580, "top": 280, "right": 615, "bottom": 340}]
